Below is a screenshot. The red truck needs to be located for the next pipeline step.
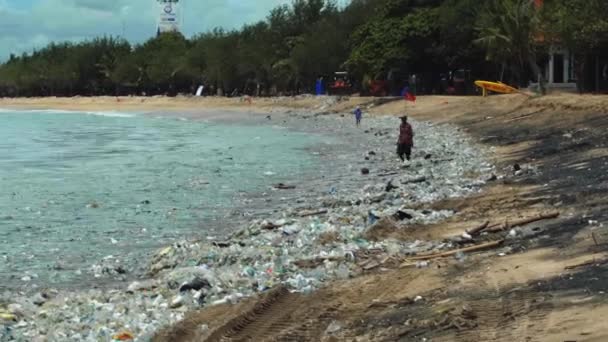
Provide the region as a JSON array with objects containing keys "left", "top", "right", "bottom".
[{"left": 328, "top": 72, "right": 353, "bottom": 95}]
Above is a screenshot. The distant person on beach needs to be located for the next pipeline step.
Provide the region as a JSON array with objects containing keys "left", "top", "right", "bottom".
[
  {"left": 397, "top": 115, "right": 414, "bottom": 161},
  {"left": 354, "top": 106, "right": 363, "bottom": 126}
]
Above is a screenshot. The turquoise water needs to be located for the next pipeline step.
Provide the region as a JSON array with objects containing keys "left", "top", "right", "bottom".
[{"left": 0, "top": 110, "right": 316, "bottom": 288}]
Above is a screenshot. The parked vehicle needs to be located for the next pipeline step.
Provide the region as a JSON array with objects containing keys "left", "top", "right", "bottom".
[
  {"left": 328, "top": 71, "right": 352, "bottom": 95},
  {"left": 440, "top": 69, "right": 477, "bottom": 95},
  {"left": 368, "top": 68, "right": 409, "bottom": 96}
]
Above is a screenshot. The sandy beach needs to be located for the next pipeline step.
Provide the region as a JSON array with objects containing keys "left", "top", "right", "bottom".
[
  {"left": 2, "top": 0, "right": 608, "bottom": 339},
  {"left": 2, "top": 91, "right": 607, "bottom": 118},
  {"left": 2, "top": 94, "right": 608, "bottom": 341},
  {"left": 0, "top": 95, "right": 348, "bottom": 113}
]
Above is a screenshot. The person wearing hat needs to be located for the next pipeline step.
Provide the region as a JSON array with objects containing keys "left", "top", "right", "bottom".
[
  {"left": 353, "top": 106, "right": 363, "bottom": 127},
  {"left": 397, "top": 115, "right": 414, "bottom": 161}
]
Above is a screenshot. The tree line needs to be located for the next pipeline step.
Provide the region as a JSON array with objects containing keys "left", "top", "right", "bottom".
[{"left": 0, "top": 0, "right": 606, "bottom": 97}]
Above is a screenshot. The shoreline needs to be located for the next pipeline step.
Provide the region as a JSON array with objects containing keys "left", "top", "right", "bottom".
[{"left": 0, "top": 97, "right": 494, "bottom": 340}]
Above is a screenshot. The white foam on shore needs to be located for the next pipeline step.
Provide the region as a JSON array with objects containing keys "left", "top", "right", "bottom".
[
  {"left": 84, "top": 111, "right": 137, "bottom": 118},
  {"left": 0, "top": 108, "right": 137, "bottom": 118}
]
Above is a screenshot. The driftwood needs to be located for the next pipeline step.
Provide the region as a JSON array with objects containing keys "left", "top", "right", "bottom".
[
  {"left": 484, "top": 212, "right": 560, "bottom": 233},
  {"left": 403, "top": 240, "right": 505, "bottom": 262},
  {"left": 467, "top": 221, "right": 490, "bottom": 236},
  {"left": 592, "top": 232, "right": 601, "bottom": 246},
  {"left": 274, "top": 183, "right": 296, "bottom": 190},
  {"left": 358, "top": 255, "right": 395, "bottom": 271},
  {"left": 505, "top": 109, "right": 545, "bottom": 123},
  {"left": 294, "top": 256, "right": 344, "bottom": 268},
  {"left": 299, "top": 209, "right": 328, "bottom": 217},
  {"left": 360, "top": 260, "right": 381, "bottom": 271},
  {"left": 378, "top": 171, "right": 400, "bottom": 177},
  {"left": 565, "top": 258, "right": 608, "bottom": 270},
  {"left": 403, "top": 176, "right": 427, "bottom": 184}
]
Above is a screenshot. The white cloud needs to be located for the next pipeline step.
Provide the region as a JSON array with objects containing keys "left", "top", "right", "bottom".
[{"left": 0, "top": 0, "right": 291, "bottom": 60}]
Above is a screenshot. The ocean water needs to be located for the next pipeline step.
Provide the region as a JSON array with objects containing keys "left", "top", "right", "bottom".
[{"left": 0, "top": 110, "right": 317, "bottom": 288}]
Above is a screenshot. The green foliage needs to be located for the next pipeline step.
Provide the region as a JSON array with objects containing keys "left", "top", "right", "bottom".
[
  {"left": 542, "top": 0, "right": 608, "bottom": 51},
  {"left": 347, "top": 6, "right": 439, "bottom": 77},
  {"left": 0, "top": 0, "right": 603, "bottom": 96},
  {"left": 193, "top": 30, "right": 240, "bottom": 91},
  {"left": 135, "top": 32, "right": 192, "bottom": 93},
  {"left": 475, "top": 0, "right": 546, "bottom": 92},
  {"left": 436, "top": 0, "right": 483, "bottom": 67}
]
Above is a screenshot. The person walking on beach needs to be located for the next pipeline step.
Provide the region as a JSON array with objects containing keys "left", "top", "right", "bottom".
[
  {"left": 397, "top": 115, "right": 414, "bottom": 161},
  {"left": 354, "top": 106, "right": 363, "bottom": 127}
]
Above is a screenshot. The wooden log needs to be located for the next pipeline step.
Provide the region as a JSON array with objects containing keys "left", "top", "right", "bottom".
[
  {"left": 592, "top": 232, "right": 600, "bottom": 246},
  {"left": 565, "top": 258, "right": 608, "bottom": 270},
  {"left": 484, "top": 212, "right": 560, "bottom": 233},
  {"left": 403, "top": 240, "right": 505, "bottom": 262},
  {"left": 299, "top": 209, "right": 328, "bottom": 217},
  {"left": 378, "top": 171, "right": 400, "bottom": 177},
  {"left": 504, "top": 109, "right": 544, "bottom": 123},
  {"left": 467, "top": 221, "right": 490, "bottom": 236},
  {"left": 403, "top": 176, "right": 427, "bottom": 184},
  {"left": 295, "top": 256, "right": 344, "bottom": 268},
  {"left": 485, "top": 222, "right": 503, "bottom": 231}
]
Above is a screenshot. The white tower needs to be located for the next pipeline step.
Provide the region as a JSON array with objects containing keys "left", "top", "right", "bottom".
[{"left": 157, "top": 0, "right": 180, "bottom": 35}]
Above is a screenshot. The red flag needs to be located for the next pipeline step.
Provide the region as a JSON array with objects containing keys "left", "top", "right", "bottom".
[{"left": 403, "top": 88, "right": 416, "bottom": 102}]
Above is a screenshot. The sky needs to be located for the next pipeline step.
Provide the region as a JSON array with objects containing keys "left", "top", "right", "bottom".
[{"left": 0, "top": 0, "right": 328, "bottom": 60}]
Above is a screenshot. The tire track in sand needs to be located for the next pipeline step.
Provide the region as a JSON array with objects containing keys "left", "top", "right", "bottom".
[{"left": 204, "top": 286, "right": 336, "bottom": 342}]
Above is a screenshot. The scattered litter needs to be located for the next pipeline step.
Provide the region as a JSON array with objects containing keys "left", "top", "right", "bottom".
[
  {"left": 0, "top": 114, "right": 493, "bottom": 340},
  {"left": 325, "top": 321, "right": 342, "bottom": 334},
  {"left": 416, "top": 261, "right": 430, "bottom": 268},
  {"left": 170, "top": 296, "right": 184, "bottom": 309},
  {"left": 454, "top": 251, "right": 466, "bottom": 262},
  {"left": 86, "top": 202, "right": 100, "bottom": 209},
  {"left": 0, "top": 312, "right": 17, "bottom": 322},
  {"left": 112, "top": 331, "right": 135, "bottom": 341}
]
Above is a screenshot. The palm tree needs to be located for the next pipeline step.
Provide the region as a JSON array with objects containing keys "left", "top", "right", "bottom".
[{"left": 475, "top": 0, "right": 546, "bottom": 94}]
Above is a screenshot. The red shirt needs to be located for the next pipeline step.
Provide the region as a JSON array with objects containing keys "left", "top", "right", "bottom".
[{"left": 398, "top": 123, "right": 413, "bottom": 145}]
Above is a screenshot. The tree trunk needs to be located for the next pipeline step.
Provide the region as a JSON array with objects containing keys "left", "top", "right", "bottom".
[
  {"left": 595, "top": 55, "right": 600, "bottom": 93},
  {"left": 576, "top": 56, "right": 586, "bottom": 94},
  {"left": 528, "top": 54, "right": 546, "bottom": 95}
]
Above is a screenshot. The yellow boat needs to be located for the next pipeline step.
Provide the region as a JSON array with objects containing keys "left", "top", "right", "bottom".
[{"left": 474, "top": 80, "right": 518, "bottom": 96}]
